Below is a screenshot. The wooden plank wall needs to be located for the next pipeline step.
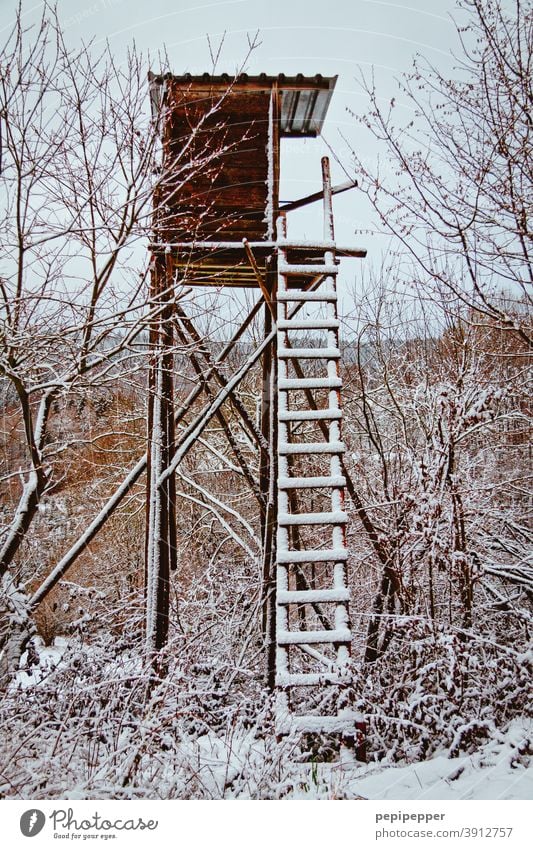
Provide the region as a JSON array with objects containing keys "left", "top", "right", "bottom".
[{"left": 159, "top": 82, "right": 271, "bottom": 243}]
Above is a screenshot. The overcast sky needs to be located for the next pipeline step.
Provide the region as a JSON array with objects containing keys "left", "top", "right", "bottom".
[{"left": 1, "top": 0, "right": 470, "bottom": 310}]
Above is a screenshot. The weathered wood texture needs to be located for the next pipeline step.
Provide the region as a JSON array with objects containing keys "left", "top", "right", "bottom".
[{"left": 159, "top": 81, "right": 271, "bottom": 244}]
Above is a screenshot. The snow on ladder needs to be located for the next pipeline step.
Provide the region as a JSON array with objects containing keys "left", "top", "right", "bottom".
[{"left": 274, "top": 164, "right": 361, "bottom": 753}]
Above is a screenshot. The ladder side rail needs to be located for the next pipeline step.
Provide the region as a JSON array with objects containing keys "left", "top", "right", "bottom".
[
  {"left": 322, "top": 156, "right": 351, "bottom": 672},
  {"left": 275, "top": 211, "right": 290, "bottom": 722}
]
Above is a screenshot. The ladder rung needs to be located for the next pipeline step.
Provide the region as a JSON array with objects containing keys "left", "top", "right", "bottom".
[
  {"left": 277, "top": 291, "right": 337, "bottom": 302},
  {"left": 278, "top": 548, "right": 348, "bottom": 564},
  {"left": 277, "top": 714, "right": 361, "bottom": 735},
  {"left": 279, "top": 262, "right": 338, "bottom": 276},
  {"left": 276, "top": 239, "right": 336, "bottom": 249},
  {"left": 279, "top": 408, "right": 342, "bottom": 422},
  {"left": 278, "top": 475, "right": 346, "bottom": 489},
  {"left": 279, "top": 441, "right": 345, "bottom": 455},
  {"left": 278, "top": 347, "right": 340, "bottom": 359},
  {"left": 276, "top": 672, "right": 345, "bottom": 687},
  {"left": 279, "top": 377, "right": 342, "bottom": 390},
  {"left": 278, "top": 319, "right": 340, "bottom": 330},
  {"left": 277, "top": 628, "right": 351, "bottom": 645},
  {"left": 278, "top": 511, "right": 348, "bottom": 526},
  {"left": 278, "top": 588, "right": 350, "bottom": 604}
]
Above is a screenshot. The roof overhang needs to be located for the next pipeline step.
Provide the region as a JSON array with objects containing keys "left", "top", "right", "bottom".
[{"left": 148, "top": 72, "right": 337, "bottom": 137}]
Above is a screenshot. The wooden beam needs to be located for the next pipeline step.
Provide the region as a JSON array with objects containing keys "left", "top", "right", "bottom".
[
  {"left": 174, "top": 303, "right": 266, "bottom": 452},
  {"left": 149, "top": 240, "right": 366, "bottom": 256},
  {"left": 243, "top": 239, "right": 275, "bottom": 318},
  {"left": 280, "top": 179, "right": 357, "bottom": 213},
  {"left": 174, "top": 319, "right": 266, "bottom": 510}
]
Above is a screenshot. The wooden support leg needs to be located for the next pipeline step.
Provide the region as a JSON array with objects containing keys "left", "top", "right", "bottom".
[
  {"left": 145, "top": 254, "right": 177, "bottom": 658},
  {"left": 264, "top": 355, "right": 278, "bottom": 692},
  {"left": 259, "top": 301, "right": 273, "bottom": 548},
  {"left": 260, "top": 265, "right": 278, "bottom": 691}
]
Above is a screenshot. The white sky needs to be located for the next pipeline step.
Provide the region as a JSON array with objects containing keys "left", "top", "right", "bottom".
[{"left": 1, "top": 0, "right": 468, "bottom": 314}]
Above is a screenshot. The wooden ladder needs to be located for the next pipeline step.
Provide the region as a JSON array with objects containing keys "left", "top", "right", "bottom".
[{"left": 274, "top": 159, "right": 360, "bottom": 749}]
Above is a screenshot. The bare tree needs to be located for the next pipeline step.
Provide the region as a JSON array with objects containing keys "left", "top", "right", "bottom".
[
  {"left": 349, "top": 0, "right": 532, "bottom": 346},
  {"left": 342, "top": 0, "right": 532, "bottom": 674},
  {"left": 341, "top": 275, "right": 531, "bottom": 664}
]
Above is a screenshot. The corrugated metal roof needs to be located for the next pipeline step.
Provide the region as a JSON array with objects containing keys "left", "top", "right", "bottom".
[
  {"left": 148, "top": 72, "right": 337, "bottom": 137},
  {"left": 279, "top": 85, "right": 335, "bottom": 136}
]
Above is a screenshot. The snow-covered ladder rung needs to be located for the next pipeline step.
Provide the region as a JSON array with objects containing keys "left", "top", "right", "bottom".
[
  {"left": 277, "top": 318, "right": 340, "bottom": 330},
  {"left": 277, "top": 713, "right": 361, "bottom": 735},
  {"left": 278, "top": 510, "right": 348, "bottom": 526},
  {"left": 277, "top": 628, "right": 351, "bottom": 645},
  {"left": 278, "top": 474, "right": 346, "bottom": 490},
  {"left": 279, "top": 441, "right": 345, "bottom": 455},
  {"left": 278, "top": 377, "right": 342, "bottom": 390},
  {"left": 279, "top": 262, "right": 338, "bottom": 276},
  {"left": 276, "top": 672, "right": 346, "bottom": 687},
  {"left": 278, "top": 347, "right": 340, "bottom": 359},
  {"left": 277, "top": 588, "right": 350, "bottom": 604},
  {"left": 277, "top": 290, "right": 337, "bottom": 302},
  {"left": 277, "top": 548, "right": 348, "bottom": 564},
  {"left": 278, "top": 408, "right": 342, "bottom": 422}
]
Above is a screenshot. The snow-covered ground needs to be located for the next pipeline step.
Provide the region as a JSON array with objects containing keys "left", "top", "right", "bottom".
[
  {"left": 9, "top": 638, "right": 532, "bottom": 801},
  {"left": 163, "top": 720, "right": 533, "bottom": 800},
  {"left": 15, "top": 637, "right": 70, "bottom": 689},
  {"left": 345, "top": 721, "right": 533, "bottom": 800}
]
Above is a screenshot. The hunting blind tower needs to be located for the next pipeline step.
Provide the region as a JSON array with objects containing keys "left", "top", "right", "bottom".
[{"left": 146, "top": 72, "right": 366, "bottom": 750}]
